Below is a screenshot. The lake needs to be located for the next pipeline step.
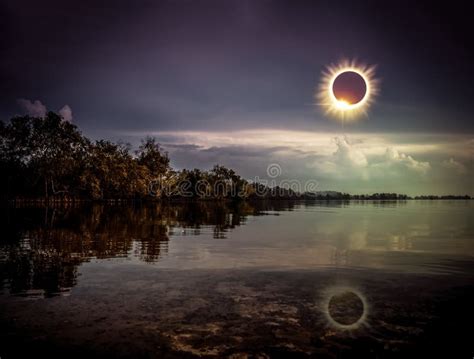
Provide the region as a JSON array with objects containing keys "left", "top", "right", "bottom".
[{"left": 1, "top": 200, "right": 473, "bottom": 358}]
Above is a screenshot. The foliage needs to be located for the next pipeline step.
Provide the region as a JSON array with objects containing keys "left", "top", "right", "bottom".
[
  {"left": 0, "top": 113, "right": 253, "bottom": 201},
  {"left": 0, "top": 113, "right": 172, "bottom": 200}
]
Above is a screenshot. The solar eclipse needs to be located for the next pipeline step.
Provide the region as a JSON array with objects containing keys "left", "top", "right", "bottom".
[{"left": 317, "top": 59, "right": 379, "bottom": 121}]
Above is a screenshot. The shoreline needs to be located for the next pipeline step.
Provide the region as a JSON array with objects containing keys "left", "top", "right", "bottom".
[{"left": 2, "top": 196, "right": 472, "bottom": 208}]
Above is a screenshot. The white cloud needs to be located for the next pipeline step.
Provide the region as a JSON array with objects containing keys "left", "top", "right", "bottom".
[
  {"left": 442, "top": 158, "right": 467, "bottom": 174},
  {"left": 333, "top": 137, "right": 368, "bottom": 168},
  {"left": 17, "top": 98, "right": 47, "bottom": 117},
  {"left": 378, "top": 147, "right": 431, "bottom": 175},
  {"left": 311, "top": 137, "right": 430, "bottom": 181},
  {"left": 310, "top": 137, "right": 369, "bottom": 180},
  {"left": 114, "top": 129, "right": 472, "bottom": 194},
  {"left": 59, "top": 105, "right": 73, "bottom": 122}
]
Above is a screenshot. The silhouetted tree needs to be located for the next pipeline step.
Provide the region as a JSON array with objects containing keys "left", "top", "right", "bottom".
[
  {"left": 136, "top": 137, "right": 170, "bottom": 178},
  {"left": 0, "top": 113, "right": 88, "bottom": 199}
]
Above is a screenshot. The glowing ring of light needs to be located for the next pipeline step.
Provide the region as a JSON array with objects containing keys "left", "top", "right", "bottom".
[
  {"left": 321, "top": 286, "right": 369, "bottom": 330},
  {"left": 317, "top": 59, "right": 379, "bottom": 121},
  {"left": 329, "top": 69, "right": 370, "bottom": 110}
]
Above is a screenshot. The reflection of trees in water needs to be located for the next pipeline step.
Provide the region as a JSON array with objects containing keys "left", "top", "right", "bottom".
[
  {"left": 0, "top": 201, "right": 276, "bottom": 296},
  {"left": 1, "top": 199, "right": 385, "bottom": 296}
]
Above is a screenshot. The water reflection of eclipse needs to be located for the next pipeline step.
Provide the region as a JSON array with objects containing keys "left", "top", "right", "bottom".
[{"left": 322, "top": 286, "right": 368, "bottom": 330}]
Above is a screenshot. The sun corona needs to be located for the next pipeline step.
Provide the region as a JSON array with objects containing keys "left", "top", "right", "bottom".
[{"left": 317, "top": 59, "right": 379, "bottom": 121}]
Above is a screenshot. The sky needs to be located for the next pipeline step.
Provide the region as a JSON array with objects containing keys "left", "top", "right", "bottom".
[{"left": 1, "top": 0, "right": 473, "bottom": 195}]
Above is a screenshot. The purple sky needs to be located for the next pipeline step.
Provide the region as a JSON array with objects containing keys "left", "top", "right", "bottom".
[{"left": 1, "top": 0, "right": 473, "bottom": 194}]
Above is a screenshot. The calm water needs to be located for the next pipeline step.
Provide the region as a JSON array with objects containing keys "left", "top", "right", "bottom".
[{"left": 1, "top": 201, "right": 473, "bottom": 358}]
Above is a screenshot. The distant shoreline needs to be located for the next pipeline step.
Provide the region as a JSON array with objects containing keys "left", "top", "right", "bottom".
[{"left": 3, "top": 195, "right": 472, "bottom": 208}]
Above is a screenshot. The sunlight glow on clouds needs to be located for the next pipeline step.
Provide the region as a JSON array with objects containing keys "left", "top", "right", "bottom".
[
  {"left": 310, "top": 138, "right": 430, "bottom": 182},
  {"left": 442, "top": 158, "right": 467, "bottom": 174},
  {"left": 120, "top": 129, "right": 472, "bottom": 195}
]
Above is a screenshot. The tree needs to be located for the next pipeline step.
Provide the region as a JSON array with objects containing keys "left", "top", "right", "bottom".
[
  {"left": 0, "top": 116, "right": 34, "bottom": 198},
  {"left": 0, "top": 113, "right": 88, "bottom": 199},
  {"left": 136, "top": 137, "right": 170, "bottom": 179},
  {"left": 29, "top": 112, "right": 89, "bottom": 198},
  {"left": 80, "top": 140, "right": 150, "bottom": 200}
]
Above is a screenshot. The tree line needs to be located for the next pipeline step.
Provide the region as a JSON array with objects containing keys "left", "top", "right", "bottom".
[
  {"left": 0, "top": 112, "right": 257, "bottom": 200},
  {"left": 1, "top": 112, "right": 470, "bottom": 201}
]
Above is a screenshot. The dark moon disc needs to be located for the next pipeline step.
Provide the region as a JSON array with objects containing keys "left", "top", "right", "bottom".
[
  {"left": 328, "top": 290, "right": 364, "bottom": 326},
  {"left": 332, "top": 71, "right": 367, "bottom": 105}
]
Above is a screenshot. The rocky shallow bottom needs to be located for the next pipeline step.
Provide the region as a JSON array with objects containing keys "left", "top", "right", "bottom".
[{"left": 1, "top": 265, "right": 473, "bottom": 358}]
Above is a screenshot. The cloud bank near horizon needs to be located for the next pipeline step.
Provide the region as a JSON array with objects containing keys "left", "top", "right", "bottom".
[
  {"left": 9, "top": 98, "right": 473, "bottom": 196},
  {"left": 115, "top": 129, "right": 473, "bottom": 196}
]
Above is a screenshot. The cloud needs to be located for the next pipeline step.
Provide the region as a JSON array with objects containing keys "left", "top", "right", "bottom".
[
  {"left": 163, "top": 132, "right": 432, "bottom": 188},
  {"left": 441, "top": 158, "right": 467, "bottom": 174},
  {"left": 115, "top": 129, "right": 472, "bottom": 195},
  {"left": 17, "top": 98, "right": 47, "bottom": 117},
  {"left": 16, "top": 99, "right": 73, "bottom": 122},
  {"left": 310, "top": 137, "right": 369, "bottom": 180},
  {"left": 377, "top": 147, "right": 431, "bottom": 175},
  {"left": 468, "top": 139, "right": 474, "bottom": 156},
  {"left": 59, "top": 105, "right": 73, "bottom": 122},
  {"left": 312, "top": 137, "right": 430, "bottom": 181},
  {"left": 332, "top": 137, "right": 368, "bottom": 168}
]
